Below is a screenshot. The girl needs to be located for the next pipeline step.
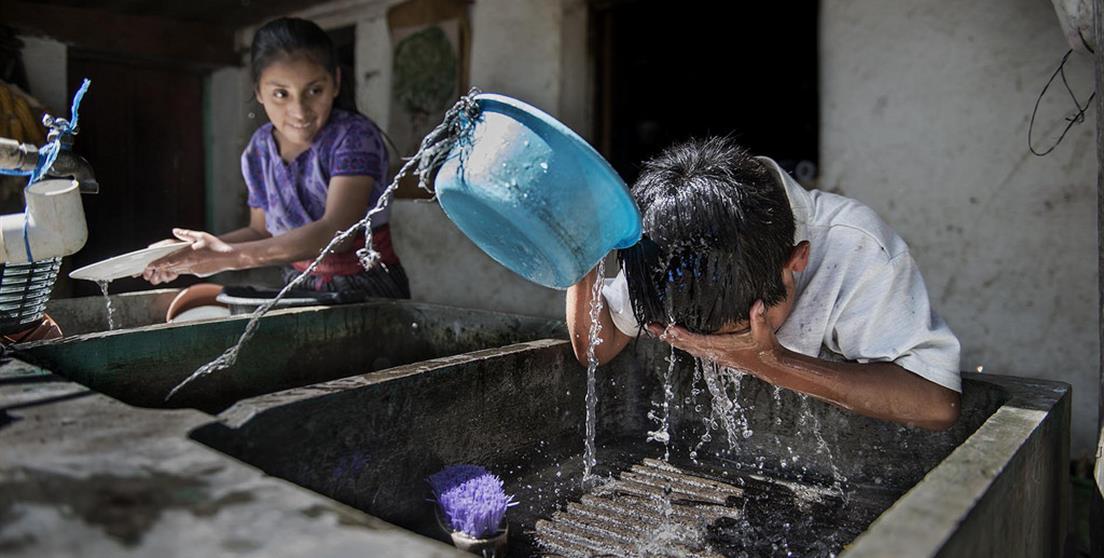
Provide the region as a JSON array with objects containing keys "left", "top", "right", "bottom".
[{"left": 144, "top": 17, "right": 409, "bottom": 298}]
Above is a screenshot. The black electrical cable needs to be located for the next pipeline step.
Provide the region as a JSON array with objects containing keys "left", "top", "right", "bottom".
[{"left": 1028, "top": 48, "right": 1096, "bottom": 157}]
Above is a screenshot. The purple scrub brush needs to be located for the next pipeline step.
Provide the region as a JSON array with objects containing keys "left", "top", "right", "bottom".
[{"left": 428, "top": 464, "right": 516, "bottom": 542}]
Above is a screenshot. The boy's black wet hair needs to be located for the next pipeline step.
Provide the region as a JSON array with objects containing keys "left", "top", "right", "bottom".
[
  {"left": 250, "top": 17, "right": 359, "bottom": 113},
  {"left": 618, "top": 137, "right": 796, "bottom": 334}
]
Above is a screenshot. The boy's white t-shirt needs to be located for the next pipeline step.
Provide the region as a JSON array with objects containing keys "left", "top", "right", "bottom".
[{"left": 602, "top": 156, "right": 962, "bottom": 392}]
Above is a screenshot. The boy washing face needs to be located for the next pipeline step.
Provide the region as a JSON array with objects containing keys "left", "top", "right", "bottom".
[{"left": 566, "top": 137, "right": 961, "bottom": 430}]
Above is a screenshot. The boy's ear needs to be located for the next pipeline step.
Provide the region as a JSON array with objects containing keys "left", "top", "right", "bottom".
[
  {"left": 786, "top": 241, "right": 810, "bottom": 273},
  {"left": 334, "top": 67, "right": 342, "bottom": 98}
]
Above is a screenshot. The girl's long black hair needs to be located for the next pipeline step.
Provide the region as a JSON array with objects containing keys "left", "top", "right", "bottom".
[
  {"left": 251, "top": 17, "right": 403, "bottom": 161},
  {"left": 250, "top": 17, "right": 359, "bottom": 114}
]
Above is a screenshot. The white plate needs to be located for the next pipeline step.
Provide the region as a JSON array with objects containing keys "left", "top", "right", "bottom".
[
  {"left": 69, "top": 242, "right": 191, "bottom": 283},
  {"left": 170, "top": 305, "right": 232, "bottom": 323}
]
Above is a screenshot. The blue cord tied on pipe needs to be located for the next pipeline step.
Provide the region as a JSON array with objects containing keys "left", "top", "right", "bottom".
[{"left": 0, "top": 79, "right": 92, "bottom": 261}]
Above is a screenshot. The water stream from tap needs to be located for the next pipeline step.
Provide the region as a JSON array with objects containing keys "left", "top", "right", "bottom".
[{"left": 96, "top": 280, "right": 116, "bottom": 330}]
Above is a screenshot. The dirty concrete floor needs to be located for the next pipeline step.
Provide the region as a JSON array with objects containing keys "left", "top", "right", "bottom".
[{"left": 0, "top": 358, "right": 463, "bottom": 557}]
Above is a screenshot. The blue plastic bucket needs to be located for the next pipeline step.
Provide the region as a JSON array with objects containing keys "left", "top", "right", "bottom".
[{"left": 434, "top": 94, "right": 642, "bottom": 289}]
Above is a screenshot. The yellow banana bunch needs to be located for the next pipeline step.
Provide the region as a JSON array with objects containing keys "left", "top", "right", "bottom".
[
  {"left": 0, "top": 83, "right": 12, "bottom": 139},
  {"left": 13, "top": 94, "right": 43, "bottom": 145},
  {"left": 0, "top": 83, "right": 46, "bottom": 145}
]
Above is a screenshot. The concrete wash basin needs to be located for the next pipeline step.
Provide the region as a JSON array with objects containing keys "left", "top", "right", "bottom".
[
  {"left": 15, "top": 300, "right": 563, "bottom": 413},
  {"left": 192, "top": 338, "right": 1070, "bottom": 557},
  {"left": 45, "top": 289, "right": 184, "bottom": 335}
]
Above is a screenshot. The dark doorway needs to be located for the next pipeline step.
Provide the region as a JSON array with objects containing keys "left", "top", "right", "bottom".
[
  {"left": 328, "top": 24, "right": 357, "bottom": 112},
  {"left": 594, "top": 1, "right": 819, "bottom": 185},
  {"left": 67, "top": 52, "right": 206, "bottom": 296}
]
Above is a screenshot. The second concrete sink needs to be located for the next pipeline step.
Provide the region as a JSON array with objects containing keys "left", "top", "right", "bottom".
[{"left": 15, "top": 300, "right": 563, "bottom": 413}]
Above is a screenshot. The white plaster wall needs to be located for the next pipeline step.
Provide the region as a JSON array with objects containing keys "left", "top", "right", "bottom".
[
  {"left": 17, "top": 36, "right": 67, "bottom": 114},
  {"left": 821, "top": 0, "right": 1098, "bottom": 456},
  {"left": 469, "top": 0, "right": 563, "bottom": 115},
  {"left": 355, "top": 14, "right": 392, "bottom": 129},
  {"left": 390, "top": 0, "right": 581, "bottom": 318},
  {"left": 207, "top": 66, "right": 254, "bottom": 234},
  {"left": 387, "top": 0, "right": 581, "bottom": 317},
  {"left": 390, "top": 199, "right": 564, "bottom": 316},
  {"left": 558, "top": 0, "right": 592, "bottom": 140}
]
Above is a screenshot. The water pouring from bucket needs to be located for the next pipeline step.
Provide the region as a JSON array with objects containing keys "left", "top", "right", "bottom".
[{"left": 432, "top": 94, "right": 640, "bottom": 484}]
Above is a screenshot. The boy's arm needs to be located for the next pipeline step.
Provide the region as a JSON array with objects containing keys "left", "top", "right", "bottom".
[
  {"left": 566, "top": 266, "right": 633, "bottom": 366},
  {"left": 650, "top": 301, "right": 960, "bottom": 431}
]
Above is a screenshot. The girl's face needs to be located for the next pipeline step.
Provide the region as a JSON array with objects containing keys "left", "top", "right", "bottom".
[{"left": 255, "top": 55, "right": 339, "bottom": 147}]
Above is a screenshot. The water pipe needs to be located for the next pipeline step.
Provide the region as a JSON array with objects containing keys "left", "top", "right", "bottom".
[
  {"left": 0, "top": 137, "right": 93, "bottom": 264},
  {"left": 0, "top": 137, "right": 98, "bottom": 193}
]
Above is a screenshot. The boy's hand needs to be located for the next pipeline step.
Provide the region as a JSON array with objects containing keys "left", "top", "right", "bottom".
[{"left": 645, "top": 300, "right": 780, "bottom": 373}]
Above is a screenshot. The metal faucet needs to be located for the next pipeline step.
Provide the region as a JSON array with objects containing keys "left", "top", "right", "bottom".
[
  {"left": 0, "top": 112, "right": 99, "bottom": 194},
  {"left": 44, "top": 150, "right": 98, "bottom": 194}
]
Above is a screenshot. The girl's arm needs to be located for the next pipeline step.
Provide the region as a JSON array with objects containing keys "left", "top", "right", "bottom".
[
  {"left": 229, "top": 175, "right": 373, "bottom": 265},
  {"left": 144, "top": 176, "right": 374, "bottom": 283},
  {"left": 147, "top": 209, "right": 268, "bottom": 248},
  {"left": 218, "top": 209, "right": 271, "bottom": 243}
]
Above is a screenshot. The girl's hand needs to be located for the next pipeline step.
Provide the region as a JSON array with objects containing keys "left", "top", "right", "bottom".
[
  {"left": 142, "top": 229, "right": 237, "bottom": 284},
  {"left": 148, "top": 238, "right": 183, "bottom": 248},
  {"left": 170, "top": 228, "right": 233, "bottom": 253},
  {"left": 645, "top": 300, "right": 781, "bottom": 375}
]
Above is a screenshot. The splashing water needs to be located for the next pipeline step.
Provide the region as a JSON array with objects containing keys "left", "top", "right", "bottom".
[
  {"left": 728, "top": 370, "right": 752, "bottom": 440},
  {"left": 689, "top": 358, "right": 712, "bottom": 462},
  {"left": 771, "top": 385, "right": 784, "bottom": 425},
  {"left": 698, "top": 359, "right": 753, "bottom": 450},
  {"left": 766, "top": 385, "right": 806, "bottom": 476},
  {"left": 700, "top": 360, "right": 735, "bottom": 447},
  {"left": 96, "top": 280, "right": 116, "bottom": 330},
  {"left": 799, "top": 393, "right": 848, "bottom": 500},
  {"left": 582, "top": 257, "right": 606, "bottom": 484},
  {"left": 631, "top": 483, "right": 707, "bottom": 557},
  {"left": 646, "top": 345, "right": 677, "bottom": 461},
  {"left": 678, "top": 357, "right": 849, "bottom": 503}
]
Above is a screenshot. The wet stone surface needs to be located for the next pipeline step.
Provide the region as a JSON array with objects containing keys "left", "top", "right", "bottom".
[
  {"left": 0, "top": 468, "right": 253, "bottom": 547},
  {"left": 0, "top": 357, "right": 466, "bottom": 557}
]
